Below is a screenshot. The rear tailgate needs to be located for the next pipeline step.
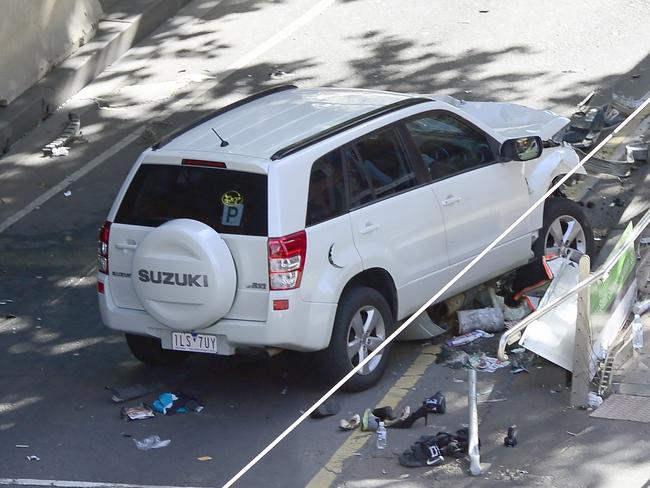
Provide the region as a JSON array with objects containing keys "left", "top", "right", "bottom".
[{"left": 108, "top": 162, "right": 269, "bottom": 321}]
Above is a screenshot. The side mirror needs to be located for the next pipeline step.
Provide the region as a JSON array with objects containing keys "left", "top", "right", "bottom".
[{"left": 500, "top": 136, "right": 543, "bottom": 162}]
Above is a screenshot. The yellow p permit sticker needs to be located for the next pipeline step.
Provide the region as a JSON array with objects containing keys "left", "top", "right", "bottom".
[
  {"left": 221, "top": 190, "right": 244, "bottom": 206},
  {"left": 221, "top": 190, "right": 244, "bottom": 226}
]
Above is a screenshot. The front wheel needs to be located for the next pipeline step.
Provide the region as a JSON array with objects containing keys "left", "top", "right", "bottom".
[
  {"left": 315, "top": 287, "right": 394, "bottom": 392},
  {"left": 533, "top": 197, "right": 595, "bottom": 260}
]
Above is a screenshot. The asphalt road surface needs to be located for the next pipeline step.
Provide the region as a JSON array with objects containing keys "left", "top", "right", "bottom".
[{"left": 1, "top": 1, "right": 650, "bottom": 487}]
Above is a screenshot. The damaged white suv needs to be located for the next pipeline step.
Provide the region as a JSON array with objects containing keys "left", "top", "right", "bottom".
[{"left": 98, "top": 85, "right": 592, "bottom": 391}]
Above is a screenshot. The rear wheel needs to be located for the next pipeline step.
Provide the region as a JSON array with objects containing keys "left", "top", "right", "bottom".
[
  {"left": 316, "top": 287, "right": 394, "bottom": 392},
  {"left": 125, "top": 333, "right": 188, "bottom": 366},
  {"left": 534, "top": 197, "right": 595, "bottom": 259}
]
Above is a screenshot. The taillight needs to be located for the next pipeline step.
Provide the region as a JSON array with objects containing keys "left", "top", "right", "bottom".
[
  {"left": 268, "top": 230, "right": 306, "bottom": 290},
  {"left": 98, "top": 221, "right": 111, "bottom": 275}
]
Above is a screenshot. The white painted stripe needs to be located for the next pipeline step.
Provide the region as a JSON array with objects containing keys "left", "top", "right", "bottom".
[
  {"left": 221, "top": 96, "right": 650, "bottom": 488},
  {"left": 0, "top": 131, "right": 141, "bottom": 234},
  {"left": 0, "top": 479, "right": 208, "bottom": 488},
  {"left": 0, "top": 0, "right": 336, "bottom": 235}
]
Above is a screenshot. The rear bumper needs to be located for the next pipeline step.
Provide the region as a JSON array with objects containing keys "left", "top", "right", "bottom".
[{"left": 98, "top": 275, "right": 337, "bottom": 353}]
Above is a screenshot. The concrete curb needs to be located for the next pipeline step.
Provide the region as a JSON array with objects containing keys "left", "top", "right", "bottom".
[{"left": 0, "top": 0, "right": 190, "bottom": 154}]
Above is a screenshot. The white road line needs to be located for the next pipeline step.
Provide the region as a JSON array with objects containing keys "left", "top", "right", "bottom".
[
  {"left": 0, "top": 480, "right": 208, "bottom": 488},
  {"left": 0, "top": 0, "right": 337, "bottom": 236}
]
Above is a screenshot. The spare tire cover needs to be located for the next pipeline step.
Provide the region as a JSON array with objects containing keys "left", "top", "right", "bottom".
[{"left": 132, "top": 219, "right": 236, "bottom": 331}]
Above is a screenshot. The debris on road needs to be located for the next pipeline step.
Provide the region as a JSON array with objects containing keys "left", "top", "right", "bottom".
[
  {"left": 197, "top": 456, "right": 213, "bottom": 461},
  {"left": 42, "top": 113, "right": 81, "bottom": 156},
  {"left": 63, "top": 190, "right": 72, "bottom": 197},
  {"left": 120, "top": 405, "right": 155, "bottom": 421},
  {"left": 446, "top": 330, "right": 493, "bottom": 347},
  {"left": 152, "top": 392, "right": 204, "bottom": 415},
  {"left": 504, "top": 425, "right": 518, "bottom": 447},
  {"left": 588, "top": 392, "right": 604, "bottom": 409},
  {"left": 469, "top": 354, "right": 510, "bottom": 373},
  {"left": 339, "top": 414, "right": 361, "bottom": 431},
  {"left": 310, "top": 397, "right": 340, "bottom": 419},
  {"left": 458, "top": 307, "right": 504, "bottom": 334},
  {"left": 15, "top": 444, "right": 29, "bottom": 448},
  {"left": 133, "top": 435, "right": 171, "bottom": 450},
  {"left": 26, "top": 455, "right": 40, "bottom": 461}
]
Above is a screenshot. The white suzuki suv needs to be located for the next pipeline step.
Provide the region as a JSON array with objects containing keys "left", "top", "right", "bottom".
[{"left": 98, "top": 85, "right": 592, "bottom": 391}]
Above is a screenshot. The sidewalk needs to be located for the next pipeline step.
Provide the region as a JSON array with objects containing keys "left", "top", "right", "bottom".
[{"left": 0, "top": 0, "right": 189, "bottom": 154}]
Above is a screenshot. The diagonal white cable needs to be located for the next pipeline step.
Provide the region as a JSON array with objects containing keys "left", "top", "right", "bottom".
[{"left": 222, "top": 96, "right": 650, "bottom": 488}]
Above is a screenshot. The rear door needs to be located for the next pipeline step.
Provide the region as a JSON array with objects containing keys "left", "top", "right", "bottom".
[
  {"left": 403, "top": 112, "right": 531, "bottom": 293},
  {"left": 345, "top": 127, "right": 449, "bottom": 318},
  {"left": 109, "top": 161, "right": 270, "bottom": 321}
]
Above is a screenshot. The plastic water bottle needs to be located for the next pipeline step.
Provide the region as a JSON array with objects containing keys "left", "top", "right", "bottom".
[
  {"left": 376, "top": 421, "right": 387, "bottom": 449},
  {"left": 632, "top": 314, "right": 644, "bottom": 350}
]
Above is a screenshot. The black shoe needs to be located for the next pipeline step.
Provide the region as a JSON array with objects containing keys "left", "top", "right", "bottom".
[
  {"left": 388, "top": 404, "right": 429, "bottom": 428},
  {"left": 372, "top": 406, "right": 396, "bottom": 421},
  {"left": 424, "top": 391, "right": 446, "bottom": 414}
]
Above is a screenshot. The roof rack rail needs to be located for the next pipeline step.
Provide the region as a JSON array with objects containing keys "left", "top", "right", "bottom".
[
  {"left": 270, "top": 97, "right": 431, "bottom": 160},
  {"left": 152, "top": 84, "right": 298, "bottom": 150}
]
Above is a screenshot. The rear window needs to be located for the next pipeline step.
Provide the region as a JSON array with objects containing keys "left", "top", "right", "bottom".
[{"left": 115, "top": 164, "right": 267, "bottom": 236}]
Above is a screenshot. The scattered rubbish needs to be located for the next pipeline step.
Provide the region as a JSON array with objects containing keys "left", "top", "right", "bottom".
[
  {"left": 478, "top": 398, "right": 507, "bottom": 403},
  {"left": 510, "top": 347, "right": 525, "bottom": 354},
  {"left": 120, "top": 405, "right": 155, "bottom": 421},
  {"left": 42, "top": 113, "right": 81, "bottom": 156},
  {"left": 106, "top": 375, "right": 191, "bottom": 403},
  {"left": 436, "top": 348, "right": 471, "bottom": 369},
  {"left": 361, "top": 408, "right": 379, "bottom": 432},
  {"left": 399, "top": 474, "right": 410, "bottom": 479},
  {"left": 310, "top": 397, "right": 340, "bottom": 419},
  {"left": 446, "top": 330, "right": 493, "bottom": 347},
  {"left": 632, "top": 313, "right": 644, "bottom": 350},
  {"left": 280, "top": 387, "right": 288, "bottom": 395},
  {"left": 0, "top": 299, "right": 14, "bottom": 305},
  {"left": 152, "top": 392, "right": 204, "bottom": 415},
  {"left": 133, "top": 435, "right": 171, "bottom": 450},
  {"left": 15, "top": 444, "right": 29, "bottom": 448},
  {"left": 63, "top": 190, "right": 72, "bottom": 197},
  {"left": 453, "top": 378, "right": 465, "bottom": 383},
  {"left": 639, "top": 238, "right": 650, "bottom": 246},
  {"left": 626, "top": 143, "right": 649, "bottom": 162},
  {"left": 588, "top": 392, "right": 603, "bottom": 409},
  {"left": 197, "top": 456, "right": 213, "bottom": 461},
  {"left": 51, "top": 147, "right": 70, "bottom": 157},
  {"left": 269, "top": 69, "right": 289, "bottom": 79},
  {"left": 399, "top": 429, "right": 470, "bottom": 468},
  {"left": 633, "top": 298, "right": 650, "bottom": 315},
  {"left": 458, "top": 307, "right": 504, "bottom": 334},
  {"left": 26, "top": 455, "right": 40, "bottom": 461},
  {"left": 510, "top": 366, "right": 528, "bottom": 374},
  {"left": 339, "top": 414, "right": 361, "bottom": 431},
  {"left": 504, "top": 425, "right": 518, "bottom": 447},
  {"left": 376, "top": 421, "right": 387, "bottom": 449},
  {"left": 566, "top": 431, "right": 577, "bottom": 436},
  {"left": 469, "top": 354, "right": 510, "bottom": 373},
  {"left": 478, "top": 9, "right": 490, "bottom": 13}
]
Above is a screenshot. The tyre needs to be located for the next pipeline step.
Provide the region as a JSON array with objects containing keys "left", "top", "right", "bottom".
[
  {"left": 316, "top": 287, "right": 394, "bottom": 392},
  {"left": 533, "top": 197, "right": 595, "bottom": 260},
  {"left": 125, "top": 333, "right": 188, "bottom": 366}
]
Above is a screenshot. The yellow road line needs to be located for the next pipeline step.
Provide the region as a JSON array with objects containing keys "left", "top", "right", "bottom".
[{"left": 305, "top": 344, "right": 441, "bottom": 488}]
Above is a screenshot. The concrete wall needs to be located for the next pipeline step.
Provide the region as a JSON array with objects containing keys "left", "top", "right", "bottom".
[{"left": 0, "top": 0, "right": 103, "bottom": 106}]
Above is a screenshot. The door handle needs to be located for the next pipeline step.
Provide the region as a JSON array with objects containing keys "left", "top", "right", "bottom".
[
  {"left": 115, "top": 240, "right": 138, "bottom": 250},
  {"left": 359, "top": 223, "right": 380, "bottom": 235},
  {"left": 442, "top": 195, "right": 463, "bottom": 206}
]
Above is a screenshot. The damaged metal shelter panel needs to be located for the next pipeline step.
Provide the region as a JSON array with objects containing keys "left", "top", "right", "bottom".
[
  {"left": 519, "top": 257, "right": 579, "bottom": 372},
  {"left": 520, "top": 225, "right": 637, "bottom": 373}
]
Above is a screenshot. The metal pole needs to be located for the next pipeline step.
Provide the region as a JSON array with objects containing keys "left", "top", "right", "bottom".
[
  {"left": 468, "top": 368, "right": 481, "bottom": 476},
  {"left": 571, "top": 255, "right": 592, "bottom": 407}
]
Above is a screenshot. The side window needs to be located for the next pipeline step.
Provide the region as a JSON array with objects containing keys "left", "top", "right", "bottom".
[
  {"left": 405, "top": 114, "right": 495, "bottom": 180},
  {"left": 306, "top": 151, "right": 346, "bottom": 226},
  {"left": 345, "top": 128, "right": 417, "bottom": 203}
]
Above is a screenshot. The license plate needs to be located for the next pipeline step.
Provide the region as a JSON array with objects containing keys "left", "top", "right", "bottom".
[{"left": 171, "top": 332, "right": 218, "bottom": 354}]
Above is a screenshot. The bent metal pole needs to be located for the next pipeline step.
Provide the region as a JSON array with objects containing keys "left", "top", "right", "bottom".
[{"left": 468, "top": 368, "right": 481, "bottom": 476}]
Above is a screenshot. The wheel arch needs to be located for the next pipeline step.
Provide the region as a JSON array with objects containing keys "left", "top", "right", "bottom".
[{"left": 340, "top": 267, "right": 398, "bottom": 321}]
